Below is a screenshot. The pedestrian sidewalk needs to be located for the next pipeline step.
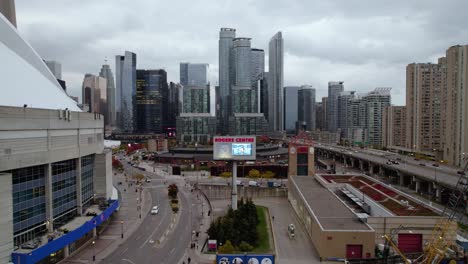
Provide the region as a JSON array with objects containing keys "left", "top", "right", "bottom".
[
  {"left": 178, "top": 188, "right": 216, "bottom": 264},
  {"left": 61, "top": 171, "right": 152, "bottom": 263}
]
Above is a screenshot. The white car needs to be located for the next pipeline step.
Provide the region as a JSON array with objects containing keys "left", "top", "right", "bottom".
[{"left": 151, "top": 205, "right": 159, "bottom": 215}]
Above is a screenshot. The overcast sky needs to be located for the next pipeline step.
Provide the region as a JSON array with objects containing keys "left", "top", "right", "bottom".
[{"left": 15, "top": 0, "right": 468, "bottom": 105}]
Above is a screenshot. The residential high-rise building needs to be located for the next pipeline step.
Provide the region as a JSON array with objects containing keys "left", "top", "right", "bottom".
[
  {"left": 180, "top": 63, "right": 208, "bottom": 86},
  {"left": 260, "top": 72, "right": 269, "bottom": 118},
  {"left": 135, "top": 69, "right": 167, "bottom": 133},
  {"left": 168, "top": 82, "right": 182, "bottom": 128},
  {"left": 383, "top": 106, "right": 407, "bottom": 148},
  {"left": 337, "top": 91, "right": 357, "bottom": 139},
  {"left": 0, "top": 0, "right": 16, "bottom": 27},
  {"left": 182, "top": 85, "right": 210, "bottom": 113},
  {"left": 362, "top": 88, "right": 391, "bottom": 146},
  {"left": 297, "top": 86, "right": 316, "bottom": 131},
  {"left": 99, "top": 63, "right": 116, "bottom": 127},
  {"left": 406, "top": 60, "right": 446, "bottom": 153},
  {"left": 115, "top": 51, "right": 136, "bottom": 133},
  {"left": 283, "top": 86, "right": 301, "bottom": 132},
  {"left": 218, "top": 28, "right": 236, "bottom": 134},
  {"left": 268, "top": 31, "right": 284, "bottom": 131},
  {"left": 327, "top": 81, "right": 344, "bottom": 132},
  {"left": 315, "top": 102, "right": 324, "bottom": 131},
  {"left": 228, "top": 37, "right": 268, "bottom": 135},
  {"left": 81, "top": 74, "right": 107, "bottom": 114},
  {"left": 444, "top": 45, "right": 468, "bottom": 167},
  {"left": 44, "top": 60, "right": 62, "bottom": 80},
  {"left": 320, "top": 97, "right": 329, "bottom": 131}
]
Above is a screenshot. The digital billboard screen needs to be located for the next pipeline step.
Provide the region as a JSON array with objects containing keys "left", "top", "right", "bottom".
[
  {"left": 213, "top": 136, "right": 256, "bottom": 161},
  {"left": 231, "top": 143, "right": 252, "bottom": 156}
]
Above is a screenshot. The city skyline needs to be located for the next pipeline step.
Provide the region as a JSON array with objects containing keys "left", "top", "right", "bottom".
[{"left": 15, "top": 1, "right": 468, "bottom": 106}]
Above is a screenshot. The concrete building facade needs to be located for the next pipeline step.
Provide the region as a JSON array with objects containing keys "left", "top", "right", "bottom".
[
  {"left": 406, "top": 60, "right": 446, "bottom": 153},
  {"left": 81, "top": 74, "right": 107, "bottom": 115},
  {"left": 383, "top": 106, "right": 407, "bottom": 148},
  {"left": 99, "top": 64, "right": 116, "bottom": 127},
  {"left": 362, "top": 88, "right": 391, "bottom": 147},
  {"left": 444, "top": 45, "right": 468, "bottom": 167}
]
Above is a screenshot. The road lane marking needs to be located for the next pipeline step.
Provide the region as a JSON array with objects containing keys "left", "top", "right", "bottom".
[
  {"left": 139, "top": 194, "right": 170, "bottom": 248},
  {"left": 122, "top": 259, "right": 136, "bottom": 264},
  {"left": 119, "top": 247, "right": 129, "bottom": 256}
]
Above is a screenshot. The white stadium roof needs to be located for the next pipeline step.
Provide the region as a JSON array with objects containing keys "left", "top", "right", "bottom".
[{"left": 0, "top": 14, "right": 81, "bottom": 111}]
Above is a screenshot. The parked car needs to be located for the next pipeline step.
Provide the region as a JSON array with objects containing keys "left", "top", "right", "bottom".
[
  {"left": 419, "top": 163, "right": 426, "bottom": 166},
  {"left": 151, "top": 205, "right": 159, "bottom": 215},
  {"left": 392, "top": 160, "right": 399, "bottom": 165},
  {"left": 432, "top": 163, "right": 439, "bottom": 167},
  {"left": 145, "top": 178, "right": 152, "bottom": 183},
  {"left": 248, "top": 180, "right": 259, "bottom": 187}
]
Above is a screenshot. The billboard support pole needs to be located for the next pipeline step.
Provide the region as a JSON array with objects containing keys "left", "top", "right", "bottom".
[{"left": 232, "top": 161, "right": 238, "bottom": 210}]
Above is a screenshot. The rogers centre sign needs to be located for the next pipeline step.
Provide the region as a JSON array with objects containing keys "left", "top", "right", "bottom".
[
  {"left": 214, "top": 137, "right": 255, "bottom": 143},
  {"left": 213, "top": 136, "right": 256, "bottom": 161}
]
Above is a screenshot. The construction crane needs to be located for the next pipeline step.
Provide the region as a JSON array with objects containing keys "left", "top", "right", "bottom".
[
  {"left": 382, "top": 158, "right": 468, "bottom": 263},
  {"left": 416, "top": 158, "right": 468, "bottom": 264}
]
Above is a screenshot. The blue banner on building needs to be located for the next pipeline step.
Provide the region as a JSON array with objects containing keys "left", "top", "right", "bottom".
[
  {"left": 216, "top": 254, "right": 274, "bottom": 264},
  {"left": 11, "top": 199, "right": 119, "bottom": 264}
]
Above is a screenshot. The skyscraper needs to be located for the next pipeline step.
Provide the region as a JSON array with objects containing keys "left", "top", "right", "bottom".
[
  {"left": 297, "top": 86, "right": 316, "bottom": 131},
  {"left": 115, "top": 51, "right": 136, "bottom": 133},
  {"left": 327, "top": 81, "right": 344, "bottom": 132},
  {"left": 260, "top": 72, "right": 269, "bottom": 119},
  {"left": 228, "top": 37, "right": 268, "bottom": 135},
  {"left": 180, "top": 63, "right": 208, "bottom": 86},
  {"left": 383, "top": 106, "right": 406, "bottom": 148},
  {"left": 268, "top": 31, "right": 284, "bottom": 131},
  {"left": 362, "top": 88, "right": 391, "bottom": 146},
  {"left": 321, "top": 97, "right": 328, "bottom": 131},
  {"left": 81, "top": 74, "right": 107, "bottom": 114},
  {"left": 444, "top": 45, "right": 468, "bottom": 167},
  {"left": 218, "top": 28, "right": 236, "bottom": 134},
  {"left": 182, "top": 85, "right": 210, "bottom": 113},
  {"left": 406, "top": 59, "right": 446, "bottom": 153},
  {"left": 135, "top": 69, "right": 167, "bottom": 133},
  {"left": 337, "top": 91, "right": 357, "bottom": 139},
  {"left": 99, "top": 63, "right": 116, "bottom": 127},
  {"left": 283, "top": 86, "right": 301, "bottom": 132}
]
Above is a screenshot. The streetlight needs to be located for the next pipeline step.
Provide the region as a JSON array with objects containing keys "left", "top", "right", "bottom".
[
  {"left": 92, "top": 240, "right": 96, "bottom": 262},
  {"left": 120, "top": 221, "right": 124, "bottom": 238}
]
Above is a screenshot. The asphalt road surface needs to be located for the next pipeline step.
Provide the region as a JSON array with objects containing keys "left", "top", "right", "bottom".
[{"left": 102, "top": 161, "right": 198, "bottom": 264}]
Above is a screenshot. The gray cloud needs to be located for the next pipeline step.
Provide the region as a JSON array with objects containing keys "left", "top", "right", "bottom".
[{"left": 15, "top": 0, "right": 468, "bottom": 105}]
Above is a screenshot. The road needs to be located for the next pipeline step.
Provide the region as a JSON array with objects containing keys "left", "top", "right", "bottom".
[
  {"left": 102, "top": 159, "right": 199, "bottom": 264},
  {"left": 210, "top": 198, "right": 321, "bottom": 264},
  {"left": 316, "top": 144, "right": 464, "bottom": 188}
]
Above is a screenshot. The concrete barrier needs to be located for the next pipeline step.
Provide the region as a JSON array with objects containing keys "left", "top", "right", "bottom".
[{"left": 198, "top": 184, "right": 287, "bottom": 200}]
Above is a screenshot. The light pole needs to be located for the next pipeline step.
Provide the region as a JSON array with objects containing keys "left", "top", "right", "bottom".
[
  {"left": 92, "top": 240, "right": 96, "bottom": 262},
  {"left": 120, "top": 221, "right": 124, "bottom": 238}
]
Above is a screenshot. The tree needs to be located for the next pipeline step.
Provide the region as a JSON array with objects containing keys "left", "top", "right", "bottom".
[
  {"left": 247, "top": 169, "right": 260, "bottom": 178},
  {"left": 168, "top": 184, "right": 178, "bottom": 198},
  {"left": 238, "top": 241, "right": 254, "bottom": 252},
  {"left": 261, "top": 171, "right": 275, "bottom": 179},
  {"left": 133, "top": 173, "right": 145, "bottom": 182},
  {"left": 220, "top": 172, "right": 232, "bottom": 178},
  {"left": 218, "top": 240, "right": 236, "bottom": 254}
]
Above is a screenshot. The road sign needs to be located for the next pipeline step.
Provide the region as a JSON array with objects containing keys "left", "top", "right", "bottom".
[{"left": 216, "top": 254, "right": 274, "bottom": 264}]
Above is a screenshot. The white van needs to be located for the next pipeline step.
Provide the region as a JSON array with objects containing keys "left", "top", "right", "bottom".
[{"left": 248, "top": 180, "right": 259, "bottom": 187}]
